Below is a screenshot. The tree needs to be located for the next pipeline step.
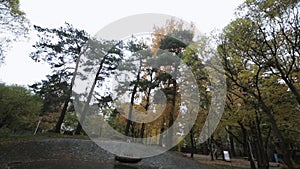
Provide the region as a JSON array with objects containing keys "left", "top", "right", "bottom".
[
  {"left": 116, "top": 37, "right": 149, "bottom": 137},
  {"left": 30, "top": 74, "right": 69, "bottom": 115},
  {"left": 101, "top": 23, "right": 203, "bottom": 149},
  {"left": 29, "top": 73, "right": 71, "bottom": 132},
  {"left": 217, "top": 1, "right": 300, "bottom": 166},
  {"left": 0, "top": 0, "right": 29, "bottom": 63},
  {"left": 0, "top": 84, "right": 41, "bottom": 134},
  {"left": 152, "top": 19, "right": 214, "bottom": 153},
  {"left": 30, "top": 23, "right": 89, "bottom": 133},
  {"left": 73, "top": 38, "right": 123, "bottom": 135},
  {"left": 153, "top": 21, "right": 195, "bottom": 148},
  {"left": 101, "top": 36, "right": 157, "bottom": 139},
  {"left": 239, "top": 0, "right": 300, "bottom": 105}
]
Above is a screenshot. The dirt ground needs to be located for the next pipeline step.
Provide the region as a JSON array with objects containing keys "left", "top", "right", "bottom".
[
  {"left": 0, "top": 137, "right": 288, "bottom": 169},
  {"left": 0, "top": 138, "right": 213, "bottom": 169},
  {"left": 189, "top": 154, "right": 281, "bottom": 169}
]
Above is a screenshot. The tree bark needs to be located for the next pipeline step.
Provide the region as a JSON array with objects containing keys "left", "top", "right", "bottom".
[
  {"left": 259, "top": 100, "right": 295, "bottom": 169},
  {"left": 140, "top": 71, "right": 154, "bottom": 139},
  {"left": 59, "top": 45, "right": 82, "bottom": 134},
  {"left": 254, "top": 111, "right": 269, "bottom": 169},
  {"left": 159, "top": 118, "right": 165, "bottom": 146},
  {"left": 74, "top": 121, "right": 82, "bottom": 135},
  {"left": 251, "top": 121, "right": 269, "bottom": 169},
  {"left": 140, "top": 123, "right": 145, "bottom": 138},
  {"left": 166, "top": 80, "right": 176, "bottom": 148},
  {"left": 239, "top": 121, "right": 256, "bottom": 169},
  {"left": 54, "top": 97, "right": 70, "bottom": 133},
  {"left": 125, "top": 71, "right": 140, "bottom": 137},
  {"left": 190, "top": 128, "right": 195, "bottom": 158},
  {"left": 209, "top": 138, "right": 214, "bottom": 161},
  {"left": 248, "top": 141, "right": 257, "bottom": 169},
  {"left": 228, "top": 126, "right": 236, "bottom": 157}
]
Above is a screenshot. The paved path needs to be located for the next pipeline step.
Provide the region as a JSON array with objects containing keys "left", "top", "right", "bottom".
[{"left": 0, "top": 139, "right": 214, "bottom": 169}]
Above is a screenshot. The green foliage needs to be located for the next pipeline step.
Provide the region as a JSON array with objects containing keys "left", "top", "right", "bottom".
[
  {"left": 30, "top": 23, "right": 89, "bottom": 69},
  {"left": 218, "top": 0, "right": 300, "bottom": 167},
  {"left": 0, "top": 84, "right": 42, "bottom": 134},
  {"left": 0, "top": 0, "right": 29, "bottom": 63},
  {"left": 61, "top": 112, "right": 78, "bottom": 132},
  {"left": 30, "top": 23, "right": 90, "bottom": 133},
  {"left": 240, "top": 0, "right": 299, "bottom": 19},
  {"left": 106, "top": 109, "right": 126, "bottom": 134},
  {"left": 30, "top": 74, "right": 70, "bottom": 114},
  {"left": 5, "top": 0, "right": 24, "bottom": 15}
]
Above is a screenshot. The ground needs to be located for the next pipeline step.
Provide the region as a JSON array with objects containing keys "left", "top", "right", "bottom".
[
  {"left": 0, "top": 137, "right": 213, "bottom": 169},
  {"left": 191, "top": 154, "right": 281, "bottom": 169},
  {"left": 0, "top": 135, "right": 284, "bottom": 169}
]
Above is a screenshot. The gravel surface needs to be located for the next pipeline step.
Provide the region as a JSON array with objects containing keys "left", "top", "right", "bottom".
[{"left": 0, "top": 139, "right": 214, "bottom": 169}]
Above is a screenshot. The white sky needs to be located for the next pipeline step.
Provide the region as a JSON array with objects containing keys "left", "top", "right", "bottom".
[{"left": 0, "top": 0, "right": 244, "bottom": 86}]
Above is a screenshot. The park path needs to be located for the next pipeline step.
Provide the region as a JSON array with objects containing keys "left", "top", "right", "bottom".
[
  {"left": 0, "top": 138, "right": 214, "bottom": 169},
  {"left": 190, "top": 154, "right": 281, "bottom": 169}
]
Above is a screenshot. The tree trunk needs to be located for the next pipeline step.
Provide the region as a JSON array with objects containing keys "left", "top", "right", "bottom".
[
  {"left": 248, "top": 141, "right": 257, "bottom": 169},
  {"left": 54, "top": 97, "right": 70, "bottom": 133},
  {"left": 275, "top": 59, "right": 300, "bottom": 106},
  {"left": 225, "top": 126, "right": 244, "bottom": 156},
  {"left": 74, "top": 121, "right": 82, "bottom": 135},
  {"left": 259, "top": 100, "right": 295, "bottom": 169},
  {"left": 125, "top": 58, "right": 142, "bottom": 137},
  {"left": 140, "top": 123, "right": 145, "bottom": 138},
  {"left": 251, "top": 124, "right": 269, "bottom": 169},
  {"left": 159, "top": 118, "right": 165, "bottom": 146},
  {"left": 140, "top": 74, "right": 153, "bottom": 139},
  {"left": 254, "top": 111, "right": 269, "bottom": 169},
  {"left": 208, "top": 137, "right": 214, "bottom": 161},
  {"left": 59, "top": 46, "right": 83, "bottom": 134},
  {"left": 228, "top": 126, "right": 236, "bottom": 157},
  {"left": 125, "top": 80, "right": 138, "bottom": 136},
  {"left": 239, "top": 121, "right": 256, "bottom": 169},
  {"left": 74, "top": 48, "right": 111, "bottom": 135},
  {"left": 167, "top": 80, "right": 176, "bottom": 148},
  {"left": 190, "top": 129, "right": 195, "bottom": 158},
  {"left": 130, "top": 122, "right": 136, "bottom": 137}
]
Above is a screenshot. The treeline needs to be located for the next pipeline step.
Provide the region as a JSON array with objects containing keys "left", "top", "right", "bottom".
[{"left": 0, "top": 84, "right": 41, "bottom": 134}]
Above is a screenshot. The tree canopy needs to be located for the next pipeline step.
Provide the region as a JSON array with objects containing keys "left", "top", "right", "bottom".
[
  {"left": 0, "top": 84, "right": 41, "bottom": 134},
  {"left": 0, "top": 0, "right": 29, "bottom": 63}
]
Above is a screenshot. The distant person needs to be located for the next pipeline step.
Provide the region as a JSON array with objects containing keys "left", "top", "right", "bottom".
[{"left": 274, "top": 151, "right": 279, "bottom": 167}]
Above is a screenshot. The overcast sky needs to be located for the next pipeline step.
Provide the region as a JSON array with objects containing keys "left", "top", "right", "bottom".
[{"left": 0, "top": 0, "right": 244, "bottom": 86}]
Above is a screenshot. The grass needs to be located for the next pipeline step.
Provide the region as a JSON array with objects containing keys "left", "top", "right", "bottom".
[{"left": 0, "top": 132, "right": 89, "bottom": 143}]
